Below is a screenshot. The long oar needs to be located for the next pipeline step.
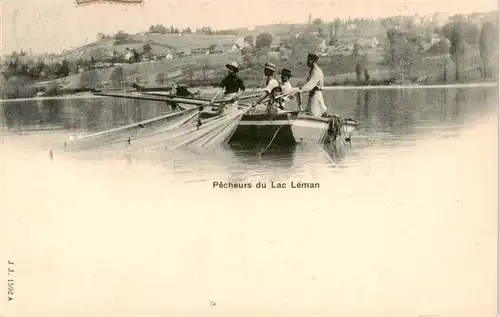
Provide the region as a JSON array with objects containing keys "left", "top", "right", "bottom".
[
  {"left": 94, "top": 92, "right": 207, "bottom": 107},
  {"left": 141, "top": 92, "right": 261, "bottom": 103},
  {"left": 175, "top": 89, "right": 222, "bottom": 112}
]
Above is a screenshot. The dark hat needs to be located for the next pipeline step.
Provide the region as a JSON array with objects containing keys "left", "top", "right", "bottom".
[
  {"left": 226, "top": 61, "right": 239, "bottom": 72},
  {"left": 280, "top": 68, "right": 292, "bottom": 77},
  {"left": 307, "top": 53, "right": 319, "bottom": 61},
  {"left": 262, "top": 62, "right": 276, "bottom": 72}
]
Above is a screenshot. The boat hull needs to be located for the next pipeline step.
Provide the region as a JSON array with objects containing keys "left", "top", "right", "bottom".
[
  {"left": 230, "top": 113, "right": 296, "bottom": 145},
  {"left": 228, "top": 112, "right": 357, "bottom": 146}
]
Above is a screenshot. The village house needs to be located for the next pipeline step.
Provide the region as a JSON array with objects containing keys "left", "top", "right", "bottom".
[
  {"left": 37, "top": 53, "right": 56, "bottom": 65},
  {"left": 123, "top": 48, "right": 135, "bottom": 62},
  {"left": 270, "top": 39, "right": 281, "bottom": 50},
  {"left": 431, "top": 33, "right": 441, "bottom": 45},
  {"left": 210, "top": 45, "right": 225, "bottom": 55},
  {"left": 412, "top": 15, "right": 422, "bottom": 27},
  {"left": 433, "top": 12, "right": 450, "bottom": 27},
  {"left": 346, "top": 24, "right": 357, "bottom": 31},
  {"left": 191, "top": 47, "right": 210, "bottom": 55},
  {"left": 355, "top": 37, "right": 381, "bottom": 49},
  {"left": 156, "top": 52, "right": 174, "bottom": 60}
]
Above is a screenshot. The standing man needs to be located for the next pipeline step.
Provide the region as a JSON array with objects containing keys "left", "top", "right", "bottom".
[
  {"left": 299, "top": 53, "right": 327, "bottom": 117},
  {"left": 252, "top": 62, "right": 280, "bottom": 111},
  {"left": 217, "top": 61, "right": 246, "bottom": 113}
]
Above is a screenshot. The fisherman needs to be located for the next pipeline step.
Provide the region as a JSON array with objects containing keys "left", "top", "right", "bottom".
[
  {"left": 216, "top": 61, "right": 246, "bottom": 113},
  {"left": 276, "top": 68, "right": 301, "bottom": 111},
  {"left": 252, "top": 62, "right": 280, "bottom": 112},
  {"left": 299, "top": 53, "right": 327, "bottom": 117},
  {"left": 175, "top": 84, "right": 195, "bottom": 98},
  {"left": 166, "top": 83, "right": 186, "bottom": 111}
]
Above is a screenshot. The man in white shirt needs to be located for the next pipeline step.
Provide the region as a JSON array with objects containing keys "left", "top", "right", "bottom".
[
  {"left": 280, "top": 68, "right": 293, "bottom": 92},
  {"left": 262, "top": 62, "right": 279, "bottom": 93},
  {"left": 299, "top": 53, "right": 328, "bottom": 117},
  {"left": 277, "top": 68, "right": 301, "bottom": 111},
  {"left": 252, "top": 62, "right": 280, "bottom": 112}
]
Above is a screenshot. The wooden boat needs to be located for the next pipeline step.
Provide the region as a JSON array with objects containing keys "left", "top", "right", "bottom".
[
  {"left": 193, "top": 107, "right": 357, "bottom": 146},
  {"left": 228, "top": 111, "right": 357, "bottom": 146}
]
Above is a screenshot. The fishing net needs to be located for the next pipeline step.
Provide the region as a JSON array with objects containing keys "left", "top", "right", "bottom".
[
  {"left": 74, "top": 106, "right": 252, "bottom": 158},
  {"left": 169, "top": 107, "right": 249, "bottom": 150},
  {"left": 59, "top": 107, "right": 200, "bottom": 153},
  {"left": 50, "top": 89, "right": 296, "bottom": 158},
  {"left": 141, "top": 106, "right": 252, "bottom": 152},
  {"left": 187, "top": 117, "right": 241, "bottom": 148}
]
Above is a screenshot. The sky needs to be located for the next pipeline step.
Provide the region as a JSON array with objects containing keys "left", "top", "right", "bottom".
[{"left": 0, "top": 0, "right": 498, "bottom": 54}]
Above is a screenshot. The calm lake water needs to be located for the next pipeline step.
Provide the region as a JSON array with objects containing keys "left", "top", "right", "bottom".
[{"left": 1, "top": 86, "right": 498, "bottom": 317}]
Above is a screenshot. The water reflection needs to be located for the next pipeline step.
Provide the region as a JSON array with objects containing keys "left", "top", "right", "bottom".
[
  {"left": 319, "top": 141, "right": 350, "bottom": 166},
  {"left": 1, "top": 97, "right": 173, "bottom": 133},
  {"left": 228, "top": 144, "right": 296, "bottom": 172},
  {"left": 1, "top": 87, "right": 496, "bottom": 134}
]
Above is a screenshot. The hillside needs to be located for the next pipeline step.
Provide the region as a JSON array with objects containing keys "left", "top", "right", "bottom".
[
  {"left": 57, "top": 32, "right": 242, "bottom": 62},
  {"left": 2, "top": 10, "right": 497, "bottom": 99},
  {"left": 131, "top": 33, "right": 240, "bottom": 50},
  {"left": 62, "top": 51, "right": 242, "bottom": 90}
]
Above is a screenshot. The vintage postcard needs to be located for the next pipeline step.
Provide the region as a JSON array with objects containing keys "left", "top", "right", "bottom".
[{"left": 1, "top": 0, "right": 498, "bottom": 316}]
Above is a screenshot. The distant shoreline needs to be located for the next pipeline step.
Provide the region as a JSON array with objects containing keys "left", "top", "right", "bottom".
[
  {"left": 323, "top": 82, "right": 498, "bottom": 90},
  {"left": 0, "top": 81, "right": 497, "bottom": 102}
]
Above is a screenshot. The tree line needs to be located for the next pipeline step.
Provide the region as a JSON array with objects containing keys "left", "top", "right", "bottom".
[
  {"left": 381, "top": 18, "right": 498, "bottom": 81},
  {"left": 148, "top": 24, "right": 238, "bottom": 35}
]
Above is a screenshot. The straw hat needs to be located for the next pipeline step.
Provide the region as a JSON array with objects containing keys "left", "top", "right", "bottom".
[
  {"left": 226, "top": 61, "right": 239, "bottom": 72},
  {"left": 262, "top": 62, "right": 276, "bottom": 72}
]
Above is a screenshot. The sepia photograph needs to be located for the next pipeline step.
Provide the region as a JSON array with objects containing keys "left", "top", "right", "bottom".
[{"left": 1, "top": 0, "right": 498, "bottom": 316}]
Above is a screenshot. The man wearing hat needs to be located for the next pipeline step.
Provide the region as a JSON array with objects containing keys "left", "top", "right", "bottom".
[
  {"left": 299, "top": 53, "right": 327, "bottom": 117},
  {"left": 262, "top": 62, "right": 280, "bottom": 93},
  {"left": 217, "top": 61, "right": 246, "bottom": 113},
  {"left": 277, "top": 68, "right": 301, "bottom": 111},
  {"left": 280, "top": 68, "right": 293, "bottom": 92},
  {"left": 252, "top": 62, "right": 280, "bottom": 110}
]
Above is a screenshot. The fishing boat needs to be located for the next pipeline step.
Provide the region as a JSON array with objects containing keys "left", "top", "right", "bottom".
[
  {"left": 90, "top": 89, "right": 358, "bottom": 148},
  {"left": 228, "top": 111, "right": 357, "bottom": 146}
]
